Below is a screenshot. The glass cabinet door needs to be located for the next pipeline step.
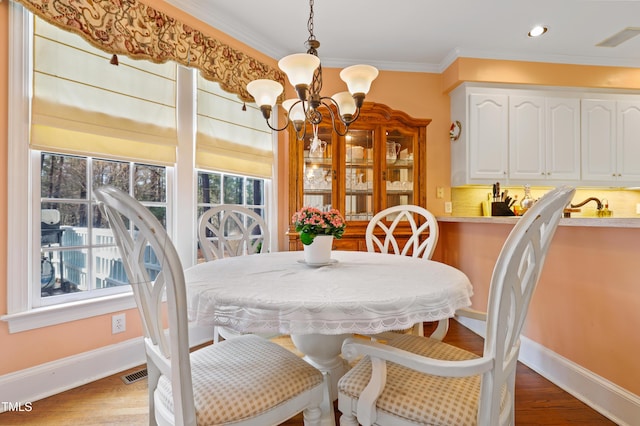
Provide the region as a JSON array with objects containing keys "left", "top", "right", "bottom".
[
  {"left": 344, "top": 129, "right": 374, "bottom": 221},
  {"left": 302, "top": 126, "right": 333, "bottom": 211},
  {"left": 384, "top": 128, "right": 415, "bottom": 212}
]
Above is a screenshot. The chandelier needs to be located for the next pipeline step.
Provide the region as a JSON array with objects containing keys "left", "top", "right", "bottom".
[{"left": 247, "top": 0, "right": 379, "bottom": 143}]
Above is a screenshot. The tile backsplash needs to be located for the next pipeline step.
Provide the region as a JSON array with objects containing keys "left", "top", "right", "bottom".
[{"left": 451, "top": 186, "right": 640, "bottom": 218}]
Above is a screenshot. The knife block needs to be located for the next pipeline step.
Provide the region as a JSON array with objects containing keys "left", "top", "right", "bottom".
[{"left": 491, "top": 201, "right": 515, "bottom": 216}]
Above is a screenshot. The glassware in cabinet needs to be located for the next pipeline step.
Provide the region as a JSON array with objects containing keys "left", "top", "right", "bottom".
[
  {"left": 384, "top": 128, "right": 416, "bottom": 211},
  {"left": 344, "top": 129, "right": 374, "bottom": 221},
  {"left": 302, "top": 126, "right": 334, "bottom": 211}
]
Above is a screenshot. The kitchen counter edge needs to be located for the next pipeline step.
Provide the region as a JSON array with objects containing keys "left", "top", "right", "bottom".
[{"left": 436, "top": 216, "right": 640, "bottom": 228}]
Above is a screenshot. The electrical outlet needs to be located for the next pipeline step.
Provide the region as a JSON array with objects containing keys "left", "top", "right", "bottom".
[
  {"left": 112, "top": 313, "right": 126, "bottom": 334},
  {"left": 444, "top": 201, "right": 452, "bottom": 213},
  {"left": 636, "top": 203, "right": 640, "bottom": 215}
]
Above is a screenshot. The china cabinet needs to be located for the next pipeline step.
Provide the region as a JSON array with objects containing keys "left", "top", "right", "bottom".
[{"left": 287, "top": 102, "right": 431, "bottom": 251}]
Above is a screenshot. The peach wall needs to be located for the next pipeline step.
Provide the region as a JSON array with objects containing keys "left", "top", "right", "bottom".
[
  {"left": 434, "top": 222, "right": 640, "bottom": 396},
  {"left": 443, "top": 57, "right": 640, "bottom": 93}
]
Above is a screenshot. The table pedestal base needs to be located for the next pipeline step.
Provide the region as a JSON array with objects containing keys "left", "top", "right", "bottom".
[{"left": 291, "top": 333, "right": 350, "bottom": 426}]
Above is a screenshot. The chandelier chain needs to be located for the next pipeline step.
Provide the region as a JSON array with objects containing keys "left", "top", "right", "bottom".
[
  {"left": 305, "top": 0, "right": 323, "bottom": 100},
  {"left": 307, "top": 0, "right": 316, "bottom": 48}
]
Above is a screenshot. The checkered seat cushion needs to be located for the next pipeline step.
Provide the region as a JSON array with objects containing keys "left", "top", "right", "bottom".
[
  {"left": 338, "top": 334, "right": 507, "bottom": 426},
  {"left": 156, "top": 334, "right": 324, "bottom": 425}
]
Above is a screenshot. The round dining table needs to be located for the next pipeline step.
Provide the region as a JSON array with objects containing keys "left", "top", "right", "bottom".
[{"left": 184, "top": 250, "right": 473, "bottom": 425}]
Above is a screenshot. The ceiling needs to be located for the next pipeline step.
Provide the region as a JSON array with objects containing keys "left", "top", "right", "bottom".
[{"left": 166, "top": 0, "right": 640, "bottom": 73}]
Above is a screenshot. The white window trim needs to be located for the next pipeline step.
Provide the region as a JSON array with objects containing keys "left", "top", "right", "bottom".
[{"left": 6, "top": 4, "right": 34, "bottom": 318}]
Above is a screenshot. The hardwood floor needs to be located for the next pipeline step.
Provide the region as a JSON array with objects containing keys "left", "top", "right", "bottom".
[{"left": 0, "top": 321, "right": 615, "bottom": 425}]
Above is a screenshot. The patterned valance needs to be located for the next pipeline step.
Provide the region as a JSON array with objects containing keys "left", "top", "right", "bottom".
[{"left": 13, "top": 0, "right": 285, "bottom": 102}]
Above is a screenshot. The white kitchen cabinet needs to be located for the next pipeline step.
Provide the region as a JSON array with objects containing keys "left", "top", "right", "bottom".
[
  {"left": 451, "top": 84, "right": 640, "bottom": 188},
  {"left": 509, "top": 96, "right": 544, "bottom": 180},
  {"left": 616, "top": 101, "right": 640, "bottom": 184},
  {"left": 450, "top": 86, "right": 509, "bottom": 186},
  {"left": 546, "top": 97, "right": 581, "bottom": 181},
  {"left": 469, "top": 93, "right": 509, "bottom": 181},
  {"left": 509, "top": 96, "right": 580, "bottom": 182},
  {"left": 581, "top": 99, "right": 616, "bottom": 183},
  {"left": 581, "top": 99, "right": 640, "bottom": 185}
]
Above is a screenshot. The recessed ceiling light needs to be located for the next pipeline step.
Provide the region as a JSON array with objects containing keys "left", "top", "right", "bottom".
[{"left": 528, "top": 25, "right": 548, "bottom": 38}]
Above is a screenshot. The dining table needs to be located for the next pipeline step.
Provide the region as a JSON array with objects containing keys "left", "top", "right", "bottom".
[{"left": 184, "top": 250, "right": 473, "bottom": 425}]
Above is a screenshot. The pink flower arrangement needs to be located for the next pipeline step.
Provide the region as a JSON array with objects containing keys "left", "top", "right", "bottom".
[{"left": 292, "top": 206, "right": 346, "bottom": 245}]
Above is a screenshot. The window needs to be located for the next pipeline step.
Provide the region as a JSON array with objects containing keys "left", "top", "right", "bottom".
[
  {"left": 38, "top": 153, "right": 168, "bottom": 305},
  {"left": 196, "top": 170, "right": 268, "bottom": 261},
  {"left": 4, "top": 5, "right": 274, "bottom": 332}
]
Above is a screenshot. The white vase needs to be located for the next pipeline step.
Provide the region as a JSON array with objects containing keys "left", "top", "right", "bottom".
[{"left": 303, "top": 235, "right": 333, "bottom": 264}]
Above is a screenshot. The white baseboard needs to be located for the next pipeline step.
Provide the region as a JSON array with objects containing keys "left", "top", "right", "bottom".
[
  {"left": 0, "top": 324, "right": 213, "bottom": 411},
  {"left": 456, "top": 316, "right": 640, "bottom": 426}
]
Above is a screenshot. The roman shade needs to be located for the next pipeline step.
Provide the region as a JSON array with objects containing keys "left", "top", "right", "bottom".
[
  {"left": 32, "top": 18, "right": 178, "bottom": 164},
  {"left": 196, "top": 76, "right": 274, "bottom": 178},
  {"left": 15, "top": 0, "right": 285, "bottom": 103}
]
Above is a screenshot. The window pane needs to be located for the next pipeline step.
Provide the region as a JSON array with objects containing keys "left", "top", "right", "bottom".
[
  {"left": 223, "top": 175, "right": 244, "bottom": 204},
  {"left": 40, "top": 248, "right": 87, "bottom": 296},
  {"left": 94, "top": 246, "right": 130, "bottom": 288},
  {"left": 41, "top": 153, "right": 87, "bottom": 199},
  {"left": 147, "top": 206, "right": 167, "bottom": 228},
  {"left": 93, "top": 159, "right": 129, "bottom": 192},
  {"left": 41, "top": 201, "right": 89, "bottom": 246},
  {"left": 246, "top": 178, "right": 264, "bottom": 205},
  {"left": 198, "top": 172, "right": 221, "bottom": 204},
  {"left": 134, "top": 164, "right": 166, "bottom": 202}
]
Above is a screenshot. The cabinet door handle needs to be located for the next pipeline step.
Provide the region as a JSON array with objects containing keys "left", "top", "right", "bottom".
[{"left": 382, "top": 171, "right": 387, "bottom": 181}]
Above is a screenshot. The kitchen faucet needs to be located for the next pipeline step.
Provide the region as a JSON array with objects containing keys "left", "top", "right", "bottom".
[{"left": 570, "top": 197, "right": 603, "bottom": 211}]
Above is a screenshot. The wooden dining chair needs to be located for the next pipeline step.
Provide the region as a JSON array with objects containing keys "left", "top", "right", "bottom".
[
  {"left": 365, "top": 204, "right": 440, "bottom": 337},
  {"left": 337, "top": 186, "right": 575, "bottom": 426},
  {"left": 197, "top": 205, "right": 270, "bottom": 261},
  {"left": 94, "top": 186, "right": 325, "bottom": 426},
  {"left": 197, "top": 205, "right": 274, "bottom": 343}
]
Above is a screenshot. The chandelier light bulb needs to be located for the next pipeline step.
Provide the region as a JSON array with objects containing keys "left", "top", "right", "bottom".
[
  {"left": 340, "top": 65, "right": 379, "bottom": 96},
  {"left": 283, "top": 99, "right": 307, "bottom": 122},
  {"left": 332, "top": 92, "right": 357, "bottom": 117},
  {"left": 247, "top": 79, "right": 283, "bottom": 107},
  {"left": 278, "top": 53, "right": 321, "bottom": 88}
]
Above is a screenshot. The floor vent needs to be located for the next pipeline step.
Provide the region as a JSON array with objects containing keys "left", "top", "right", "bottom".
[{"left": 121, "top": 368, "right": 148, "bottom": 385}]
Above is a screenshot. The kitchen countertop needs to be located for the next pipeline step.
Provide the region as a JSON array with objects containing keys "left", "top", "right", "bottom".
[{"left": 436, "top": 216, "right": 640, "bottom": 228}]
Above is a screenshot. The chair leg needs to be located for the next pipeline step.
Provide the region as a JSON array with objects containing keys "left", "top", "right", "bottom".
[
  {"left": 411, "top": 321, "right": 424, "bottom": 336},
  {"left": 303, "top": 405, "right": 323, "bottom": 426},
  {"left": 340, "top": 413, "right": 359, "bottom": 426},
  {"left": 428, "top": 318, "right": 450, "bottom": 341}
]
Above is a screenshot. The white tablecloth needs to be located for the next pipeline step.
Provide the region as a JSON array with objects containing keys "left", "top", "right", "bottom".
[{"left": 185, "top": 251, "right": 473, "bottom": 336}]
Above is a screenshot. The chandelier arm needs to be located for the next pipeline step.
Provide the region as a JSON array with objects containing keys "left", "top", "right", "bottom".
[
  {"left": 319, "top": 98, "right": 350, "bottom": 136},
  {"left": 294, "top": 124, "right": 308, "bottom": 141},
  {"left": 263, "top": 113, "right": 291, "bottom": 133}
]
